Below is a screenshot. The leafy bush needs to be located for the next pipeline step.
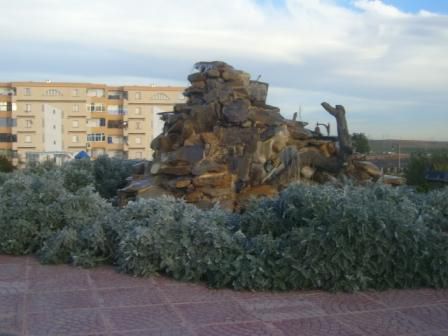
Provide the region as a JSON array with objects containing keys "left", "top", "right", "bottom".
[
  {"left": 37, "top": 187, "right": 115, "bottom": 266},
  {"left": 406, "top": 151, "right": 448, "bottom": 191},
  {"left": 93, "top": 155, "right": 135, "bottom": 199},
  {"left": 114, "top": 198, "right": 242, "bottom": 286},
  {"left": 0, "top": 169, "right": 114, "bottom": 266},
  {"left": 0, "top": 155, "right": 14, "bottom": 172},
  {"left": 1, "top": 162, "right": 447, "bottom": 292},
  {"left": 418, "top": 188, "right": 448, "bottom": 233},
  {"left": 61, "top": 158, "right": 95, "bottom": 192},
  {"left": 113, "top": 185, "right": 448, "bottom": 292},
  {"left": 238, "top": 184, "right": 448, "bottom": 291}
]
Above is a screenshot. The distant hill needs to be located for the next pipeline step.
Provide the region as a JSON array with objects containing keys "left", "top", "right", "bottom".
[{"left": 369, "top": 140, "right": 448, "bottom": 154}]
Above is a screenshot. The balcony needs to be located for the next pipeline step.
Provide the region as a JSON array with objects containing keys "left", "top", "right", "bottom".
[
  {"left": 0, "top": 133, "right": 17, "bottom": 143},
  {"left": 107, "top": 106, "right": 128, "bottom": 116},
  {"left": 0, "top": 102, "right": 17, "bottom": 112},
  {"left": 86, "top": 89, "right": 105, "bottom": 98},
  {"left": 107, "top": 120, "right": 127, "bottom": 129},
  {"left": 0, "top": 88, "right": 16, "bottom": 96},
  {"left": 108, "top": 91, "right": 128, "bottom": 100}
]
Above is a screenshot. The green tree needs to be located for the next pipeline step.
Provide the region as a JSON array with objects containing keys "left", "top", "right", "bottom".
[
  {"left": 405, "top": 153, "right": 430, "bottom": 190},
  {"left": 352, "top": 133, "right": 370, "bottom": 154},
  {"left": 405, "top": 151, "right": 448, "bottom": 192},
  {"left": 0, "top": 156, "right": 14, "bottom": 172},
  {"left": 93, "top": 155, "right": 135, "bottom": 199}
]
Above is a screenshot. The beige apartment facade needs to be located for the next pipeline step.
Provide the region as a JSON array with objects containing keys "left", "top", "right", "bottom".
[{"left": 0, "top": 82, "right": 185, "bottom": 164}]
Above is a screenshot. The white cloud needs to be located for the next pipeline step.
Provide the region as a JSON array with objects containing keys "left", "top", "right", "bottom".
[{"left": 0, "top": 0, "right": 447, "bottom": 140}]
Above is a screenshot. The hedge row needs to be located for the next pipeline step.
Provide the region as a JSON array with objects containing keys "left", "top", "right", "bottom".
[{"left": 0, "top": 164, "right": 447, "bottom": 292}]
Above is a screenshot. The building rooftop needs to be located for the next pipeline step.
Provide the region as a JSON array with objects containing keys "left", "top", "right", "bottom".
[{"left": 0, "top": 81, "right": 184, "bottom": 91}]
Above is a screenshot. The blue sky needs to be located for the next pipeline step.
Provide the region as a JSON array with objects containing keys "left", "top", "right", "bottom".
[
  {"left": 353, "top": 0, "right": 448, "bottom": 13},
  {"left": 0, "top": 0, "right": 447, "bottom": 141},
  {"left": 263, "top": 0, "right": 448, "bottom": 13}
]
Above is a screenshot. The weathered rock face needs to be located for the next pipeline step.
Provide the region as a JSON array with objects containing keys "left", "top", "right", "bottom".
[{"left": 119, "top": 61, "right": 383, "bottom": 210}]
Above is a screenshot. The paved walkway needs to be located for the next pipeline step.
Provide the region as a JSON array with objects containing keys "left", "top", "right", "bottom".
[{"left": 1, "top": 255, "right": 447, "bottom": 336}]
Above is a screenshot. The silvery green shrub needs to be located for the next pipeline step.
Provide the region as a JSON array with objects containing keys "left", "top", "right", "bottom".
[
  {"left": 237, "top": 184, "right": 448, "bottom": 291},
  {"left": 0, "top": 169, "right": 114, "bottom": 266},
  {"left": 115, "top": 198, "right": 242, "bottom": 285},
  {"left": 1, "top": 163, "right": 447, "bottom": 292}
]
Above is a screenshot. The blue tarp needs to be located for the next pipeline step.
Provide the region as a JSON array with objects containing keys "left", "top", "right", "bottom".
[
  {"left": 74, "top": 151, "right": 90, "bottom": 160},
  {"left": 425, "top": 171, "right": 448, "bottom": 183}
]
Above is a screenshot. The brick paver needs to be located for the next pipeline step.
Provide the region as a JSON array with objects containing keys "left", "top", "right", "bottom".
[{"left": 0, "top": 255, "right": 446, "bottom": 336}]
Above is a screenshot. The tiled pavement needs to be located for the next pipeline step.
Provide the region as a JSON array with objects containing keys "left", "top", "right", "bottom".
[{"left": 1, "top": 255, "right": 448, "bottom": 336}]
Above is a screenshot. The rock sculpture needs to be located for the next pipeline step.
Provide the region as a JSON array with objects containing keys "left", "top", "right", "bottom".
[{"left": 119, "top": 61, "right": 383, "bottom": 210}]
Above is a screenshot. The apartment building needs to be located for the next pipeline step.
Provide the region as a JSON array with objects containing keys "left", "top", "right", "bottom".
[{"left": 0, "top": 82, "right": 185, "bottom": 164}]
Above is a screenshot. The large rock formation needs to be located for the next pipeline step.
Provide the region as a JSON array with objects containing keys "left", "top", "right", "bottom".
[{"left": 119, "top": 61, "right": 383, "bottom": 210}]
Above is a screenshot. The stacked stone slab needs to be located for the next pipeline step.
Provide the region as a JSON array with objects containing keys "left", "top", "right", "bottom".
[{"left": 120, "top": 61, "right": 382, "bottom": 210}]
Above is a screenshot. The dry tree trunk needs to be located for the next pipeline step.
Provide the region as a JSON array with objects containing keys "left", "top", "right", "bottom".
[{"left": 321, "top": 102, "right": 353, "bottom": 161}]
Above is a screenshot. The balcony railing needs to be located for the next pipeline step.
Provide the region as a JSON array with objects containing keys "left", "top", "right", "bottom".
[
  {"left": 0, "top": 134, "right": 17, "bottom": 142},
  {"left": 108, "top": 94, "right": 128, "bottom": 100},
  {"left": 0, "top": 89, "right": 16, "bottom": 96},
  {"left": 0, "top": 102, "right": 17, "bottom": 112}
]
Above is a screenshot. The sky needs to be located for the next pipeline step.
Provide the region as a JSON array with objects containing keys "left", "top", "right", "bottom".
[{"left": 0, "top": 0, "right": 447, "bottom": 141}]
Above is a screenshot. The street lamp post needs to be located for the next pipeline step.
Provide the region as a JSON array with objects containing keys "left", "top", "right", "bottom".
[{"left": 392, "top": 143, "right": 401, "bottom": 173}]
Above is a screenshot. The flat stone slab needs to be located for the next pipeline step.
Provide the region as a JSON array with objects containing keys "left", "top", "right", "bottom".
[{"left": 0, "top": 255, "right": 447, "bottom": 335}]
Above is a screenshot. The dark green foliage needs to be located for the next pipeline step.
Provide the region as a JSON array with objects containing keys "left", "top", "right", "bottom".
[
  {"left": 0, "top": 156, "right": 14, "bottom": 172},
  {"left": 406, "top": 153, "right": 430, "bottom": 190},
  {"left": 61, "top": 155, "right": 134, "bottom": 198},
  {"left": 406, "top": 151, "right": 448, "bottom": 191},
  {"left": 61, "top": 158, "right": 95, "bottom": 192},
  {"left": 352, "top": 133, "right": 370, "bottom": 154},
  {"left": 93, "top": 155, "right": 135, "bottom": 199}
]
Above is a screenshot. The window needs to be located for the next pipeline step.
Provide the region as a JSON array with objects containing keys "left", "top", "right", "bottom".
[
  {"left": 135, "top": 107, "right": 141, "bottom": 115},
  {"left": 73, "top": 104, "right": 79, "bottom": 112},
  {"left": 72, "top": 89, "right": 79, "bottom": 97},
  {"left": 151, "top": 93, "right": 169, "bottom": 100},
  {"left": 0, "top": 134, "right": 17, "bottom": 142},
  {"left": 135, "top": 137, "right": 142, "bottom": 144},
  {"left": 107, "top": 120, "right": 122, "bottom": 128},
  {"left": 86, "top": 89, "right": 105, "bottom": 97},
  {"left": 25, "top": 120, "right": 33, "bottom": 128},
  {"left": 44, "top": 89, "right": 63, "bottom": 96},
  {"left": 107, "top": 105, "right": 127, "bottom": 115},
  {"left": 24, "top": 88, "right": 31, "bottom": 96},
  {"left": 72, "top": 135, "right": 79, "bottom": 143},
  {"left": 108, "top": 136, "right": 124, "bottom": 144},
  {"left": 135, "top": 151, "right": 142, "bottom": 159},
  {"left": 87, "top": 119, "right": 100, "bottom": 127},
  {"left": 53, "top": 125, "right": 56, "bottom": 129},
  {"left": 0, "top": 102, "right": 16, "bottom": 112},
  {"left": 135, "top": 92, "right": 142, "bottom": 100},
  {"left": 87, "top": 103, "right": 106, "bottom": 112},
  {"left": 0, "top": 118, "right": 16, "bottom": 127},
  {"left": 136, "top": 121, "right": 141, "bottom": 130},
  {"left": 99, "top": 118, "right": 106, "bottom": 126},
  {"left": 24, "top": 135, "right": 32, "bottom": 143},
  {"left": 108, "top": 91, "right": 125, "bottom": 99},
  {"left": 87, "top": 133, "right": 105, "bottom": 142},
  {"left": 72, "top": 120, "right": 79, "bottom": 128},
  {"left": 25, "top": 104, "right": 31, "bottom": 112}
]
